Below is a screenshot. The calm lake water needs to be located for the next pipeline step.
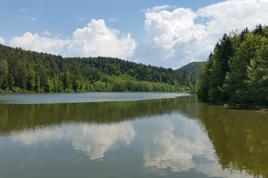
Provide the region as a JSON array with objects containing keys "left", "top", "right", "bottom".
[{"left": 0, "top": 93, "right": 267, "bottom": 178}]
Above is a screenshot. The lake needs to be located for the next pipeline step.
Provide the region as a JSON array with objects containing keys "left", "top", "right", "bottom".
[{"left": 0, "top": 93, "right": 267, "bottom": 178}]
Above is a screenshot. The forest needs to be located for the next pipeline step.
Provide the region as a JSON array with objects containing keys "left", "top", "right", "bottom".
[
  {"left": 0, "top": 44, "right": 201, "bottom": 93},
  {"left": 197, "top": 25, "right": 268, "bottom": 107}
]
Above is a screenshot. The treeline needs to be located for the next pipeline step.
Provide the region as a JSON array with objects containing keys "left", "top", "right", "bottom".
[
  {"left": 0, "top": 44, "right": 190, "bottom": 93},
  {"left": 197, "top": 25, "right": 268, "bottom": 106}
]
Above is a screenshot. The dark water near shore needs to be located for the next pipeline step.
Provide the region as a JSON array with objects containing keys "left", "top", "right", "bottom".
[{"left": 0, "top": 93, "right": 267, "bottom": 178}]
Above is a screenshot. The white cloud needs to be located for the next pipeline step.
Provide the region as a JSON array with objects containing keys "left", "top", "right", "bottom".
[
  {"left": 143, "top": 5, "right": 174, "bottom": 13},
  {"left": 145, "top": 8, "right": 205, "bottom": 50},
  {"left": 197, "top": 0, "right": 268, "bottom": 34},
  {"left": 0, "top": 36, "right": 5, "bottom": 44},
  {"left": 67, "top": 19, "right": 136, "bottom": 58},
  {"left": 10, "top": 32, "right": 66, "bottom": 55},
  {"left": 9, "top": 19, "right": 136, "bottom": 59},
  {"left": 143, "top": 0, "right": 268, "bottom": 68}
]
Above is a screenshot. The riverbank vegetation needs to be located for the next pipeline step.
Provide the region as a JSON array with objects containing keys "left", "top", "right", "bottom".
[{"left": 197, "top": 25, "right": 268, "bottom": 107}]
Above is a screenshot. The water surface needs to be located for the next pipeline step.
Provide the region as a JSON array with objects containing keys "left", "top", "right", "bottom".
[
  {"left": 0, "top": 93, "right": 267, "bottom": 178},
  {"left": 0, "top": 92, "right": 187, "bottom": 104}
]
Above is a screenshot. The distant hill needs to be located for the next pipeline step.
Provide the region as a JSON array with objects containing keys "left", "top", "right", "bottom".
[
  {"left": 0, "top": 44, "right": 203, "bottom": 93},
  {"left": 176, "top": 62, "right": 206, "bottom": 88}
]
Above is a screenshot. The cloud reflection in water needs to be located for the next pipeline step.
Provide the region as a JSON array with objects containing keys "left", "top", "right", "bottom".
[
  {"left": 10, "top": 122, "right": 135, "bottom": 160},
  {"left": 142, "top": 114, "right": 254, "bottom": 178}
]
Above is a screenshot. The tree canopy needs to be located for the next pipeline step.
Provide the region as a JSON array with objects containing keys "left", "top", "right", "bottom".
[{"left": 197, "top": 25, "right": 268, "bottom": 106}]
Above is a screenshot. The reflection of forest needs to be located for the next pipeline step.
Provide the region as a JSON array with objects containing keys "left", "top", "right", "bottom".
[
  {"left": 1, "top": 96, "right": 267, "bottom": 177},
  {"left": 195, "top": 104, "right": 268, "bottom": 178},
  {"left": 0, "top": 98, "right": 187, "bottom": 134}
]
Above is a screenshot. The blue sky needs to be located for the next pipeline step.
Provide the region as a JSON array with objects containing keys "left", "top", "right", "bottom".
[
  {"left": 0, "top": 0, "right": 267, "bottom": 68},
  {"left": 0, "top": 0, "right": 220, "bottom": 40}
]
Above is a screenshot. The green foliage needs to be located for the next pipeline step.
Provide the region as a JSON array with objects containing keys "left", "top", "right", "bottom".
[
  {"left": 197, "top": 25, "right": 268, "bottom": 106},
  {"left": 0, "top": 58, "right": 8, "bottom": 88},
  {"left": 0, "top": 44, "right": 195, "bottom": 93},
  {"left": 176, "top": 61, "right": 206, "bottom": 90}
]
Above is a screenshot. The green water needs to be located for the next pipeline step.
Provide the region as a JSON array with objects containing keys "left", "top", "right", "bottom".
[{"left": 0, "top": 93, "right": 267, "bottom": 178}]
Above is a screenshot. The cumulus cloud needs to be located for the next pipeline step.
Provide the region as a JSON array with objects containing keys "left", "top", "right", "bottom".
[
  {"left": 145, "top": 8, "right": 205, "bottom": 49},
  {"left": 0, "top": 36, "right": 5, "bottom": 44},
  {"left": 66, "top": 19, "right": 136, "bottom": 58},
  {"left": 143, "top": 5, "right": 174, "bottom": 13},
  {"left": 197, "top": 0, "right": 268, "bottom": 34},
  {"left": 10, "top": 32, "right": 66, "bottom": 54},
  {"left": 9, "top": 19, "right": 136, "bottom": 59},
  {"left": 142, "top": 0, "right": 268, "bottom": 68}
]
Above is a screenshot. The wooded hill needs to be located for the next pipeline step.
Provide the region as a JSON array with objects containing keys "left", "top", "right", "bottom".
[
  {"left": 0, "top": 44, "right": 202, "bottom": 93},
  {"left": 176, "top": 62, "right": 206, "bottom": 87},
  {"left": 197, "top": 25, "right": 268, "bottom": 106}
]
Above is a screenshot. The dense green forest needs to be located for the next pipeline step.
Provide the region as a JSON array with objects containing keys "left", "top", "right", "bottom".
[
  {"left": 197, "top": 25, "right": 268, "bottom": 106},
  {"left": 176, "top": 62, "right": 206, "bottom": 87},
  {"left": 0, "top": 44, "right": 201, "bottom": 93}
]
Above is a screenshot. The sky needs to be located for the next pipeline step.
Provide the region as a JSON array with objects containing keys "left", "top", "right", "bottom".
[{"left": 0, "top": 0, "right": 268, "bottom": 68}]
